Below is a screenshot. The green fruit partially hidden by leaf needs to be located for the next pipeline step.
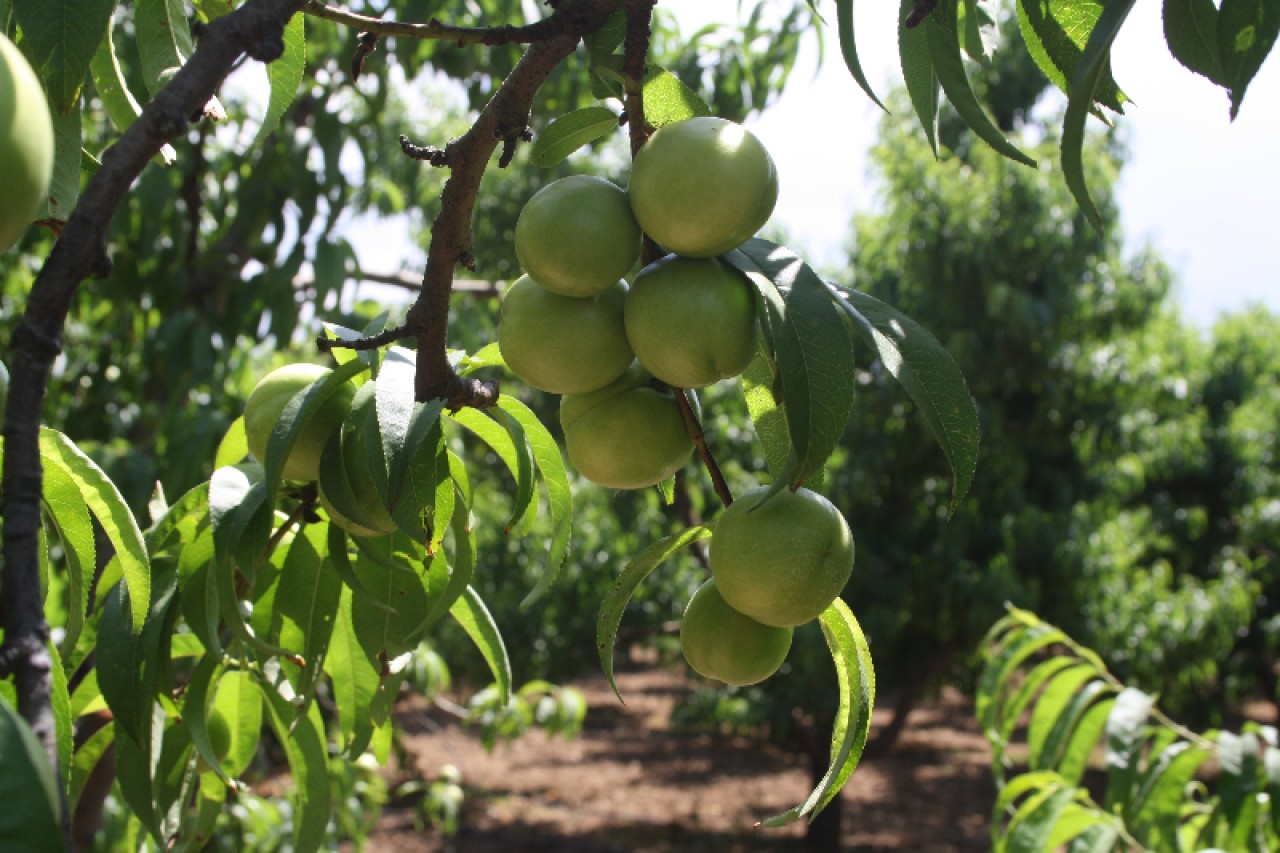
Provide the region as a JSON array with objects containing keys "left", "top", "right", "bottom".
[
  {"left": 560, "top": 363, "right": 693, "bottom": 489},
  {"left": 680, "top": 579, "right": 792, "bottom": 686},
  {"left": 244, "top": 363, "right": 355, "bottom": 483},
  {"left": 317, "top": 381, "right": 397, "bottom": 537},
  {"left": 0, "top": 34, "right": 55, "bottom": 253},
  {"left": 515, "top": 175, "right": 642, "bottom": 297},
  {"left": 628, "top": 116, "right": 777, "bottom": 259},
  {"left": 710, "top": 486, "right": 854, "bottom": 628},
  {"left": 625, "top": 255, "right": 758, "bottom": 388},
  {"left": 498, "top": 275, "right": 633, "bottom": 394}
]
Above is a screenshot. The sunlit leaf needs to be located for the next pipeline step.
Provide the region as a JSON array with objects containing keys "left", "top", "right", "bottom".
[
  {"left": 254, "top": 12, "right": 305, "bottom": 143},
  {"left": 1217, "top": 0, "right": 1280, "bottom": 117},
  {"left": 12, "top": 0, "right": 112, "bottom": 113},
  {"left": 258, "top": 681, "right": 330, "bottom": 853},
  {"left": 899, "top": 0, "right": 940, "bottom": 155},
  {"left": 1016, "top": 0, "right": 1128, "bottom": 112},
  {"left": 597, "top": 526, "right": 714, "bottom": 702},
  {"left": 642, "top": 66, "right": 714, "bottom": 126},
  {"left": 1162, "top": 0, "right": 1227, "bottom": 86},
  {"left": 835, "top": 0, "right": 887, "bottom": 110},
  {"left": 449, "top": 586, "right": 512, "bottom": 705},
  {"left": 0, "top": 696, "right": 64, "bottom": 851},
  {"left": 530, "top": 106, "right": 619, "bottom": 167}
]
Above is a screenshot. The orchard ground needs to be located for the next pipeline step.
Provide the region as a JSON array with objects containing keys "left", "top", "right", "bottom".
[{"left": 361, "top": 666, "right": 995, "bottom": 852}]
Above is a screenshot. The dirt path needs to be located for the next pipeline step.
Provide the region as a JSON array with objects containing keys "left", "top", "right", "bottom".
[{"left": 368, "top": 667, "right": 995, "bottom": 852}]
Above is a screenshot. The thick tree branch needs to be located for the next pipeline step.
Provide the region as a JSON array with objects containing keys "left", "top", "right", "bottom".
[
  {"left": 0, "top": 0, "right": 307, "bottom": 829},
  {"left": 400, "top": 0, "right": 627, "bottom": 409}
]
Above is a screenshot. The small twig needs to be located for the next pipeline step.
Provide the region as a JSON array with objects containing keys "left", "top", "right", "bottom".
[
  {"left": 674, "top": 389, "right": 733, "bottom": 508},
  {"left": 399, "top": 134, "right": 450, "bottom": 166},
  {"left": 351, "top": 31, "right": 378, "bottom": 79},
  {"left": 316, "top": 323, "right": 409, "bottom": 352},
  {"left": 303, "top": 0, "right": 593, "bottom": 44}
]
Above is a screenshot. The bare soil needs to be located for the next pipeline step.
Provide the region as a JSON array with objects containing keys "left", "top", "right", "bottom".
[{"left": 366, "top": 666, "right": 996, "bottom": 853}]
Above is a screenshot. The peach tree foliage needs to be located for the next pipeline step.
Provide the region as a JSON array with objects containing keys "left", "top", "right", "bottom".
[
  {"left": 979, "top": 607, "right": 1280, "bottom": 853},
  {"left": 0, "top": 0, "right": 1269, "bottom": 851}
]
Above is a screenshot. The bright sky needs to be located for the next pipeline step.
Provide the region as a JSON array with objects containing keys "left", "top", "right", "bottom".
[{"left": 676, "top": 0, "right": 1280, "bottom": 328}]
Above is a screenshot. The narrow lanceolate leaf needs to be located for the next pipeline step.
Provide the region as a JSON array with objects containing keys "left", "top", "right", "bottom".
[
  {"left": 1055, "top": 697, "right": 1114, "bottom": 785},
  {"left": 12, "top": 0, "right": 113, "bottom": 113},
  {"left": 323, "top": 589, "right": 380, "bottom": 754},
  {"left": 1029, "top": 675, "right": 1110, "bottom": 771},
  {"left": 597, "top": 526, "right": 713, "bottom": 701},
  {"left": 529, "top": 106, "right": 619, "bottom": 168},
  {"left": 977, "top": 620, "right": 1069, "bottom": 727},
  {"left": 90, "top": 22, "right": 177, "bottom": 165},
  {"left": 1102, "top": 686, "right": 1155, "bottom": 809},
  {"left": 182, "top": 656, "right": 236, "bottom": 789},
  {"left": 47, "top": 642, "right": 72, "bottom": 796},
  {"left": 372, "top": 348, "right": 446, "bottom": 523},
  {"left": 1162, "top": 0, "right": 1227, "bottom": 86},
  {"left": 40, "top": 454, "right": 93, "bottom": 657},
  {"left": 271, "top": 522, "right": 342, "bottom": 701},
  {"left": 725, "top": 239, "right": 856, "bottom": 488},
  {"left": 1000, "top": 776, "right": 1078, "bottom": 853},
  {"left": 642, "top": 66, "right": 714, "bottom": 126},
  {"left": 449, "top": 586, "right": 512, "bottom": 706},
  {"left": 741, "top": 349, "right": 791, "bottom": 479},
  {"left": 1061, "top": 0, "right": 1138, "bottom": 231},
  {"left": 447, "top": 407, "right": 535, "bottom": 534},
  {"left": 927, "top": 0, "right": 1035, "bottom": 167},
  {"left": 497, "top": 395, "right": 574, "bottom": 609},
  {"left": 1016, "top": 0, "right": 1128, "bottom": 112},
  {"left": 1126, "top": 739, "right": 1213, "bottom": 847},
  {"left": 254, "top": 12, "right": 305, "bottom": 143},
  {"left": 1217, "top": 0, "right": 1280, "bottom": 117},
  {"left": 764, "top": 598, "right": 875, "bottom": 827},
  {"left": 135, "top": 0, "right": 196, "bottom": 94},
  {"left": 96, "top": 581, "right": 166, "bottom": 747},
  {"left": 43, "top": 100, "right": 81, "bottom": 222},
  {"left": 990, "top": 657, "right": 1079, "bottom": 777},
  {"left": 835, "top": 0, "right": 887, "bottom": 111},
  {"left": 210, "top": 668, "right": 262, "bottom": 779},
  {"left": 40, "top": 428, "right": 149, "bottom": 631},
  {"left": 899, "top": 0, "right": 940, "bottom": 155},
  {"left": 961, "top": 0, "right": 1000, "bottom": 60},
  {"left": 1212, "top": 730, "right": 1263, "bottom": 850},
  {"left": 832, "top": 287, "right": 979, "bottom": 514},
  {"left": 258, "top": 683, "right": 330, "bottom": 853},
  {"left": 349, "top": 547, "right": 430, "bottom": 665},
  {"left": 0, "top": 696, "right": 64, "bottom": 851}
]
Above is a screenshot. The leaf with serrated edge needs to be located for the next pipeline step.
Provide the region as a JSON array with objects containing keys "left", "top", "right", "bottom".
[
  {"left": 597, "top": 526, "right": 713, "bottom": 702},
  {"left": 642, "top": 67, "right": 714, "bottom": 126},
  {"left": 763, "top": 597, "right": 875, "bottom": 826},
  {"left": 40, "top": 451, "right": 92, "bottom": 656},
  {"left": 183, "top": 656, "right": 236, "bottom": 788},
  {"left": 1218, "top": 0, "right": 1280, "bottom": 117},
  {"left": 324, "top": 588, "right": 381, "bottom": 753},
  {"left": 40, "top": 428, "right": 150, "bottom": 631},
  {"left": 255, "top": 13, "right": 305, "bottom": 143},
  {"left": 12, "top": 0, "right": 113, "bottom": 113},
  {"left": 90, "top": 22, "right": 178, "bottom": 164},
  {"left": 836, "top": 0, "right": 887, "bottom": 110},
  {"left": 272, "top": 522, "right": 342, "bottom": 704},
  {"left": 741, "top": 349, "right": 790, "bottom": 479},
  {"left": 927, "top": 1, "right": 1035, "bottom": 166},
  {"left": 530, "top": 106, "right": 619, "bottom": 167},
  {"left": 899, "top": 0, "right": 940, "bottom": 155},
  {"left": 449, "top": 586, "right": 512, "bottom": 705},
  {"left": 498, "top": 396, "right": 574, "bottom": 609},
  {"left": 1061, "top": 0, "right": 1138, "bottom": 231},
  {"left": 1016, "top": 0, "right": 1128, "bottom": 111},
  {"left": 258, "top": 681, "right": 330, "bottom": 853},
  {"left": 833, "top": 286, "right": 980, "bottom": 514},
  {"left": 1162, "top": 0, "right": 1227, "bottom": 86}
]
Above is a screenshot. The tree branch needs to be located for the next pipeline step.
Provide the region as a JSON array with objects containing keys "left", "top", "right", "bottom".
[
  {"left": 0, "top": 0, "right": 307, "bottom": 828},
  {"left": 303, "top": 0, "right": 595, "bottom": 45}
]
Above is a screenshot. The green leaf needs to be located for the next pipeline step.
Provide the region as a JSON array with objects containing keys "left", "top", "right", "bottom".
[
  {"left": 764, "top": 598, "right": 875, "bottom": 826},
  {"left": 1002, "top": 777, "right": 1078, "bottom": 853},
  {"left": 135, "top": 0, "right": 196, "bottom": 96},
  {"left": 597, "top": 526, "right": 713, "bottom": 702},
  {"left": 39, "top": 451, "right": 93, "bottom": 657},
  {"left": 324, "top": 524, "right": 396, "bottom": 614},
  {"left": 977, "top": 620, "right": 1070, "bottom": 727},
  {"left": 1032, "top": 677, "right": 1110, "bottom": 772},
  {"left": 1016, "top": 0, "right": 1128, "bottom": 112},
  {"left": 39, "top": 428, "right": 149, "bottom": 631},
  {"left": 1102, "top": 686, "right": 1155, "bottom": 810},
  {"left": 1127, "top": 739, "right": 1213, "bottom": 847},
  {"left": 1212, "top": 730, "right": 1263, "bottom": 850},
  {"left": 0, "top": 696, "right": 65, "bottom": 852},
  {"left": 833, "top": 286, "right": 980, "bottom": 514},
  {"left": 1162, "top": 0, "right": 1227, "bottom": 86},
  {"left": 447, "top": 407, "right": 534, "bottom": 534},
  {"left": 900, "top": 0, "right": 940, "bottom": 155},
  {"left": 449, "top": 585, "right": 512, "bottom": 705},
  {"left": 48, "top": 642, "right": 72, "bottom": 795},
  {"left": 1027, "top": 666, "right": 1099, "bottom": 768},
  {"left": 530, "top": 106, "right": 619, "bottom": 167},
  {"left": 258, "top": 681, "right": 330, "bottom": 853},
  {"left": 181, "top": 656, "right": 236, "bottom": 788},
  {"left": 40, "top": 96, "right": 82, "bottom": 223},
  {"left": 254, "top": 12, "right": 305, "bottom": 143},
  {"left": 497, "top": 395, "right": 575, "bottom": 609},
  {"left": 209, "top": 668, "right": 262, "bottom": 779},
  {"left": 213, "top": 417, "right": 248, "bottom": 468},
  {"left": 835, "top": 0, "right": 887, "bottom": 110},
  {"left": 725, "top": 239, "right": 856, "bottom": 488},
  {"left": 270, "top": 522, "right": 341, "bottom": 702},
  {"left": 1060, "top": 0, "right": 1138, "bottom": 231},
  {"left": 349, "top": 547, "right": 430, "bottom": 664},
  {"left": 584, "top": 7, "right": 626, "bottom": 57},
  {"left": 927, "top": 0, "right": 1035, "bottom": 166},
  {"left": 323, "top": 589, "right": 380, "bottom": 754},
  {"left": 642, "top": 66, "right": 714, "bottom": 127},
  {"left": 741, "top": 348, "right": 790, "bottom": 479},
  {"left": 12, "top": 0, "right": 113, "bottom": 114},
  {"left": 990, "top": 656, "right": 1078, "bottom": 775},
  {"left": 1055, "top": 696, "right": 1114, "bottom": 785},
  {"left": 69, "top": 722, "right": 113, "bottom": 813},
  {"left": 961, "top": 0, "right": 1000, "bottom": 60},
  {"left": 1217, "top": 0, "right": 1280, "bottom": 117},
  {"left": 372, "top": 348, "right": 446, "bottom": 530},
  {"left": 96, "top": 580, "right": 168, "bottom": 748},
  {"left": 90, "top": 21, "right": 177, "bottom": 165}
]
